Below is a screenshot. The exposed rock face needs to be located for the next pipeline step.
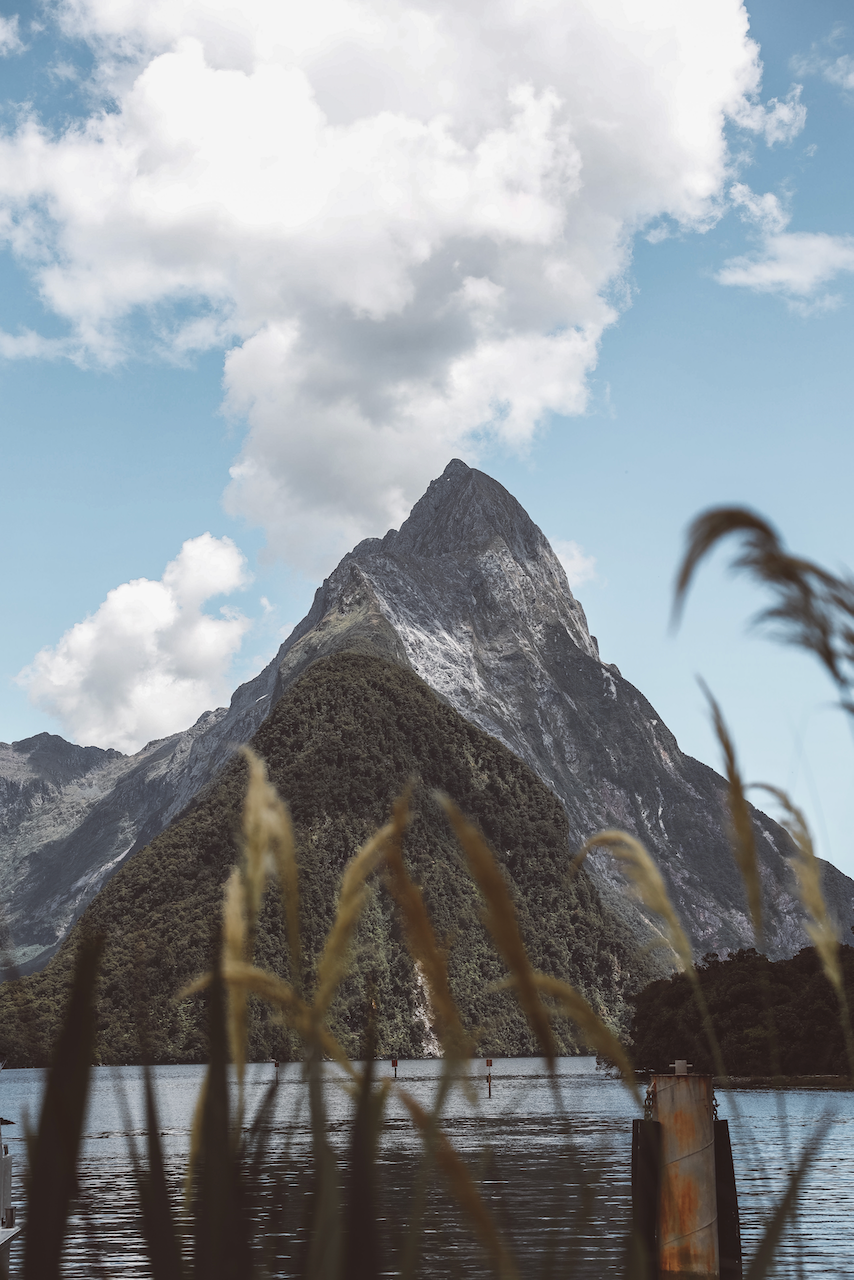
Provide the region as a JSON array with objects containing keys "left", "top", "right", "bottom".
[
  {"left": 3, "top": 458, "right": 853, "bottom": 974},
  {"left": 266, "top": 459, "right": 854, "bottom": 963}
]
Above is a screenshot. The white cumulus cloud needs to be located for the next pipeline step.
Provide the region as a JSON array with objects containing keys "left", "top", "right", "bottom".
[
  {"left": 18, "top": 534, "right": 251, "bottom": 752},
  {"left": 717, "top": 182, "right": 854, "bottom": 309},
  {"left": 0, "top": 0, "right": 805, "bottom": 566}
]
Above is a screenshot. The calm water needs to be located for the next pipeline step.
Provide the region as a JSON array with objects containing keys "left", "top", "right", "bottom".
[{"left": 1, "top": 1057, "right": 852, "bottom": 1277}]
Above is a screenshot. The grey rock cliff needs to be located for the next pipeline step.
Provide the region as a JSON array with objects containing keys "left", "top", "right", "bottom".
[
  {"left": 269, "top": 459, "right": 854, "bottom": 964},
  {"left": 3, "top": 458, "right": 853, "bottom": 974}
]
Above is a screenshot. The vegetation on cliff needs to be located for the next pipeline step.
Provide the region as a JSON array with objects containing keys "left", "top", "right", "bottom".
[{"left": 0, "top": 651, "right": 651, "bottom": 1066}]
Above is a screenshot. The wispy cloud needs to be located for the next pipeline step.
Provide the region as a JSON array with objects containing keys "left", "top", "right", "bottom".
[
  {"left": 792, "top": 29, "right": 854, "bottom": 98},
  {"left": 0, "top": 327, "right": 88, "bottom": 361},
  {"left": 731, "top": 83, "right": 807, "bottom": 146},
  {"left": 717, "top": 182, "right": 854, "bottom": 312}
]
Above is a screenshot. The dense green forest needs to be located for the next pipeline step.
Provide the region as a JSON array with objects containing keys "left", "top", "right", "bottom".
[
  {"left": 631, "top": 944, "right": 854, "bottom": 1075},
  {"left": 0, "top": 650, "right": 653, "bottom": 1066}
]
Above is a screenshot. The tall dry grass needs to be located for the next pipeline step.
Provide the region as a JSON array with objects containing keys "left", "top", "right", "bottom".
[{"left": 18, "top": 734, "right": 839, "bottom": 1280}]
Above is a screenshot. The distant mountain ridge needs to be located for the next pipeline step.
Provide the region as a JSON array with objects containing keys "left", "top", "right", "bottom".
[{"left": 3, "top": 458, "right": 853, "bottom": 975}]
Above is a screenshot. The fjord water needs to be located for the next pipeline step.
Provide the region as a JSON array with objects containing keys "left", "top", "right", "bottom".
[{"left": 2, "top": 1057, "right": 852, "bottom": 1278}]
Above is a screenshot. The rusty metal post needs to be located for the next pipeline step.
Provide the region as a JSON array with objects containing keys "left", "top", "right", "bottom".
[{"left": 651, "top": 1070, "right": 720, "bottom": 1278}]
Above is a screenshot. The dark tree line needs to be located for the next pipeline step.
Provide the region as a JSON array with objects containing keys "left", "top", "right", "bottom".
[{"left": 631, "top": 943, "right": 854, "bottom": 1076}]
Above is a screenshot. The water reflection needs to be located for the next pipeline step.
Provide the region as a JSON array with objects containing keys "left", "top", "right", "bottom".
[{"left": 2, "top": 1058, "right": 852, "bottom": 1277}]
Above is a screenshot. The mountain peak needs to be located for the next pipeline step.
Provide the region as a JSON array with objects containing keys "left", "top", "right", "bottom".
[
  {"left": 388, "top": 459, "right": 548, "bottom": 563},
  {"left": 11, "top": 731, "right": 123, "bottom": 763}
]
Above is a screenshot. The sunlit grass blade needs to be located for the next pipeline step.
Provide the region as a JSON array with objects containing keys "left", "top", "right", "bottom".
[
  {"left": 182, "top": 962, "right": 357, "bottom": 1078},
  {"left": 23, "top": 932, "right": 102, "bottom": 1280},
  {"left": 673, "top": 505, "right": 854, "bottom": 704},
  {"left": 753, "top": 783, "right": 854, "bottom": 1077},
  {"left": 438, "top": 795, "right": 557, "bottom": 1069},
  {"left": 239, "top": 747, "right": 274, "bottom": 940},
  {"left": 313, "top": 822, "right": 393, "bottom": 1019},
  {"left": 576, "top": 830, "right": 730, "bottom": 1079},
  {"left": 702, "top": 681, "right": 763, "bottom": 946},
  {"left": 701, "top": 687, "right": 783, "bottom": 1076},
  {"left": 673, "top": 508, "right": 783, "bottom": 629},
  {"left": 755, "top": 786, "right": 839, "bottom": 979},
  {"left": 222, "top": 866, "right": 249, "bottom": 1112},
  {"left": 385, "top": 791, "right": 473, "bottom": 1064}
]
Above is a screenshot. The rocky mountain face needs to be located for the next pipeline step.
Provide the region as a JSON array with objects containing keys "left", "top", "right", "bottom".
[
  {"left": 3, "top": 458, "right": 853, "bottom": 976},
  {"left": 277, "top": 460, "right": 854, "bottom": 961}
]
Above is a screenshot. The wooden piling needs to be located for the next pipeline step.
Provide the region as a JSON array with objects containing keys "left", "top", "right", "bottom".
[
  {"left": 652, "top": 1072, "right": 720, "bottom": 1279},
  {"left": 714, "top": 1120, "right": 742, "bottom": 1280},
  {"left": 631, "top": 1117, "right": 663, "bottom": 1277},
  {"left": 0, "top": 1137, "right": 21, "bottom": 1264}
]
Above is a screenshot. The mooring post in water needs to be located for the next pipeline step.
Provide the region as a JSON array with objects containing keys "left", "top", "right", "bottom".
[
  {"left": 0, "top": 1119, "right": 15, "bottom": 1231},
  {"left": 631, "top": 1064, "right": 742, "bottom": 1280},
  {"left": 0, "top": 1118, "right": 21, "bottom": 1269},
  {"left": 654, "top": 1062, "right": 719, "bottom": 1278},
  {"left": 392, "top": 1057, "right": 398, "bottom": 1080},
  {"left": 486, "top": 1059, "right": 492, "bottom": 1097}
]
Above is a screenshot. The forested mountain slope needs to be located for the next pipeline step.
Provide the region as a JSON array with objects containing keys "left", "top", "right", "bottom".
[{"left": 0, "top": 652, "right": 651, "bottom": 1066}]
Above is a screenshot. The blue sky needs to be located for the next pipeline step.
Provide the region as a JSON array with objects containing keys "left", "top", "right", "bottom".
[{"left": 2, "top": 0, "right": 854, "bottom": 878}]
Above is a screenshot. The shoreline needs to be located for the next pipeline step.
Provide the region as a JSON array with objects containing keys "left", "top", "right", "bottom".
[{"left": 713, "top": 1074, "right": 853, "bottom": 1090}]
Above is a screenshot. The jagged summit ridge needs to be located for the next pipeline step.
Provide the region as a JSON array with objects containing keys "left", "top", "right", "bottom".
[
  {"left": 385, "top": 458, "right": 550, "bottom": 563},
  {"left": 346, "top": 457, "right": 598, "bottom": 656}
]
